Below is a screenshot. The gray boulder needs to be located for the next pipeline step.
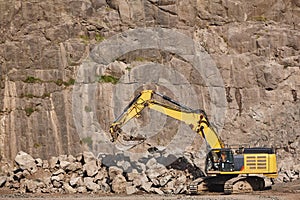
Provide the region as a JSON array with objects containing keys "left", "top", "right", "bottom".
[
  {"left": 49, "top": 157, "right": 58, "bottom": 169},
  {"left": 126, "top": 184, "right": 137, "bottom": 195},
  {"left": 70, "top": 177, "right": 82, "bottom": 187},
  {"left": 84, "top": 177, "right": 100, "bottom": 192},
  {"left": 83, "top": 160, "right": 99, "bottom": 177},
  {"left": 83, "top": 151, "right": 96, "bottom": 163},
  {"left": 14, "top": 151, "right": 37, "bottom": 172},
  {"left": 63, "top": 182, "right": 76, "bottom": 194}
]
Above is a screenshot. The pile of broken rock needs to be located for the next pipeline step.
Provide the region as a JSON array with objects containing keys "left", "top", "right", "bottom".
[{"left": 0, "top": 151, "right": 200, "bottom": 194}]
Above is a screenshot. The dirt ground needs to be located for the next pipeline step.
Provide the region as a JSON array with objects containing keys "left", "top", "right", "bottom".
[{"left": 0, "top": 180, "right": 299, "bottom": 200}]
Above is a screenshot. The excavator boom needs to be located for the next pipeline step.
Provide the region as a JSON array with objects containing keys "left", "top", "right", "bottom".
[{"left": 110, "top": 90, "right": 224, "bottom": 149}]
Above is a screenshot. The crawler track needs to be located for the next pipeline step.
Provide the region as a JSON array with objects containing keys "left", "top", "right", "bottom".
[{"left": 188, "top": 175, "right": 266, "bottom": 195}]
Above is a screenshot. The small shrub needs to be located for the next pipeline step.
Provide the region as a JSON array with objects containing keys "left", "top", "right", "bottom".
[
  {"left": 26, "top": 94, "right": 35, "bottom": 98},
  {"left": 254, "top": 16, "right": 267, "bottom": 22},
  {"left": 25, "top": 107, "right": 35, "bottom": 116},
  {"left": 22, "top": 93, "right": 35, "bottom": 98},
  {"left": 157, "top": 138, "right": 161, "bottom": 145},
  {"left": 84, "top": 106, "right": 92, "bottom": 112},
  {"left": 105, "top": 6, "right": 112, "bottom": 12},
  {"left": 55, "top": 79, "right": 63, "bottom": 86},
  {"left": 34, "top": 143, "right": 41, "bottom": 148},
  {"left": 21, "top": 93, "right": 51, "bottom": 99},
  {"left": 135, "top": 57, "right": 146, "bottom": 62},
  {"left": 24, "top": 76, "right": 42, "bottom": 83},
  {"left": 79, "top": 35, "right": 90, "bottom": 44},
  {"left": 98, "top": 75, "right": 119, "bottom": 84},
  {"left": 95, "top": 34, "right": 105, "bottom": 42},
  {"left": 54, "top": 78, "right": 75, "bottom": 86},
  {"left": 63, "top": 78, "right": 75, "bottom": 86},
  {"left": 42, "top": 93, "right": 51, "bottom": 98},
  {"left": 81, "top": 137, "right": 93, "bottom": 148}
]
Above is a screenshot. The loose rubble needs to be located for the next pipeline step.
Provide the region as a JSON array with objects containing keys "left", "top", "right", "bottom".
[
  {"left": 0, "top": 151, "right": 203, "bottom": 194},
  {"left": 0, "top": 151, "right": 298, "bottom": 195}
]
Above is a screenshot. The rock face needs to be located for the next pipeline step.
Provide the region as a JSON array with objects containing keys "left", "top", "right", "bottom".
[{"left": 0, "top": 0, "right": 299, "bottom": 180}]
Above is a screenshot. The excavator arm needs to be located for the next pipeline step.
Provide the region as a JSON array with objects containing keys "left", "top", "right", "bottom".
[{"left": 110, "top": 90, "right": 224, "bottom": 149}]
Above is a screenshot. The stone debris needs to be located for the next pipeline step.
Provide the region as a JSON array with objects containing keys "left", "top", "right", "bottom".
[
  {"left": 141, "top": 181, "right": 152, "bottom": 192},
  {"left": 84, "top": 177, "right": 100, "bottom": 192},
  {"left": 42, "top": 160, "right": 49, "bottom": 169},
  {"left": 77, "top": 186, "right": 87, "bottom": 193},
  {"left": 126, "top": 184, "right": 138, "bottom": 195},
  {"left": 108, "top": 166, "right": 123, "bottom": 180},
  {"left": 151, "top": 187, "right": 164, "bottom": 195},
  {"left": 14, "top": 151, "right": 37, "bottom": 173},
  {"left": 111, "top": 174, "right": 127, "bottom": 194},
  {"left": 49, "top": 157, "right": 59, "bottom": 169},
  {"left": 0, "top": 150, "right": 197, "bottom": 194},
  {"left": 60, "top": 161, "right": 71, "bottom": 169},
  {"left": 69, "top": 177, "right": 81, "bottom": 187},
  {"left": 63, "top": 182, "right": 76, "bottom": 194},
  {"left": 83, "top": 151, "right": 96, "bottom": 163},
  {"left": 159, "top": 174, "right": 172, "bottom": 186},
  {"left": 0, "top": 150, "right": 298, "bottom": 194},
  {"left": 0, "top": 176, "right": 6, "bottom": 187},
  {"left": 35, "top": 158, "right": 43, "bottom": 167},
  {"left": 83, "top": 160, "right": 99, "bottom": 177}
]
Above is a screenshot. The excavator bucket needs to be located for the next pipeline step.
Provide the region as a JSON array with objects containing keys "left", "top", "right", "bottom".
[{"left": 112, "top": 131, "right": 146, "bottom": 151}]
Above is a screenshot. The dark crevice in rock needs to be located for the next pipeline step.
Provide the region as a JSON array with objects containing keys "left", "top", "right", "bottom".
[
  {"left": 235, "top": 88, "right": 242, "bottom": 116},
  {"left": 157, "top": 6, "right": 177, "bottom": 16},
  {"left": 225, "top": 87, "right": 233, "bottom": 103},
  {"left": 147, "top": 0, "right": 176, "bottom": 6},
  {"left": 291, "top": 89, "right": 297, "bottom": 102},
  {"left": 265, "top": 87, "right": 274, "bottom": 91}
]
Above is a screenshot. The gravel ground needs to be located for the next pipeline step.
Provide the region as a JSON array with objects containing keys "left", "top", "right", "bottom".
[
  {"left": 0, "top": 193, "right": 299, "bottom": 200},
  {"left": 0, "top": 180, "right": 299, "bottom": 200},
  {"left": 0, "top": 191, "right": 299, "bottom": 200}
]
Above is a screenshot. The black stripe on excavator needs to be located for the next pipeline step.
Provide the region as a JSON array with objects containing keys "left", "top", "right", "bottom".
[
  {"left": 154, "top": 91, "right": 194, "bottom": 111},
  {"left": 113, "top": 92, "right": 142, "bottom": 123},
  {"left": 243, "top": 148, "right": 274, "bottom": 154},
  {"left": 200, "top": 126, "right": 206, "bottom": 139},
  {"left": 199, "top": 118, "right": 211, "bottom": 127},
  {"left": 154, "top": 92, "right": 209, "bottom": 118}
]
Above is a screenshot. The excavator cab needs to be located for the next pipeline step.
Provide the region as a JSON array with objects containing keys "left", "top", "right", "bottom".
[{"left": 206, "top": 149, "right": 234, "bottom": 173}]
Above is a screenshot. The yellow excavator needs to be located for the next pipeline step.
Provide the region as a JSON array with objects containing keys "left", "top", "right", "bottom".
[{"left": 109, "top": 90, "right": 278, "bottom": 194}]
